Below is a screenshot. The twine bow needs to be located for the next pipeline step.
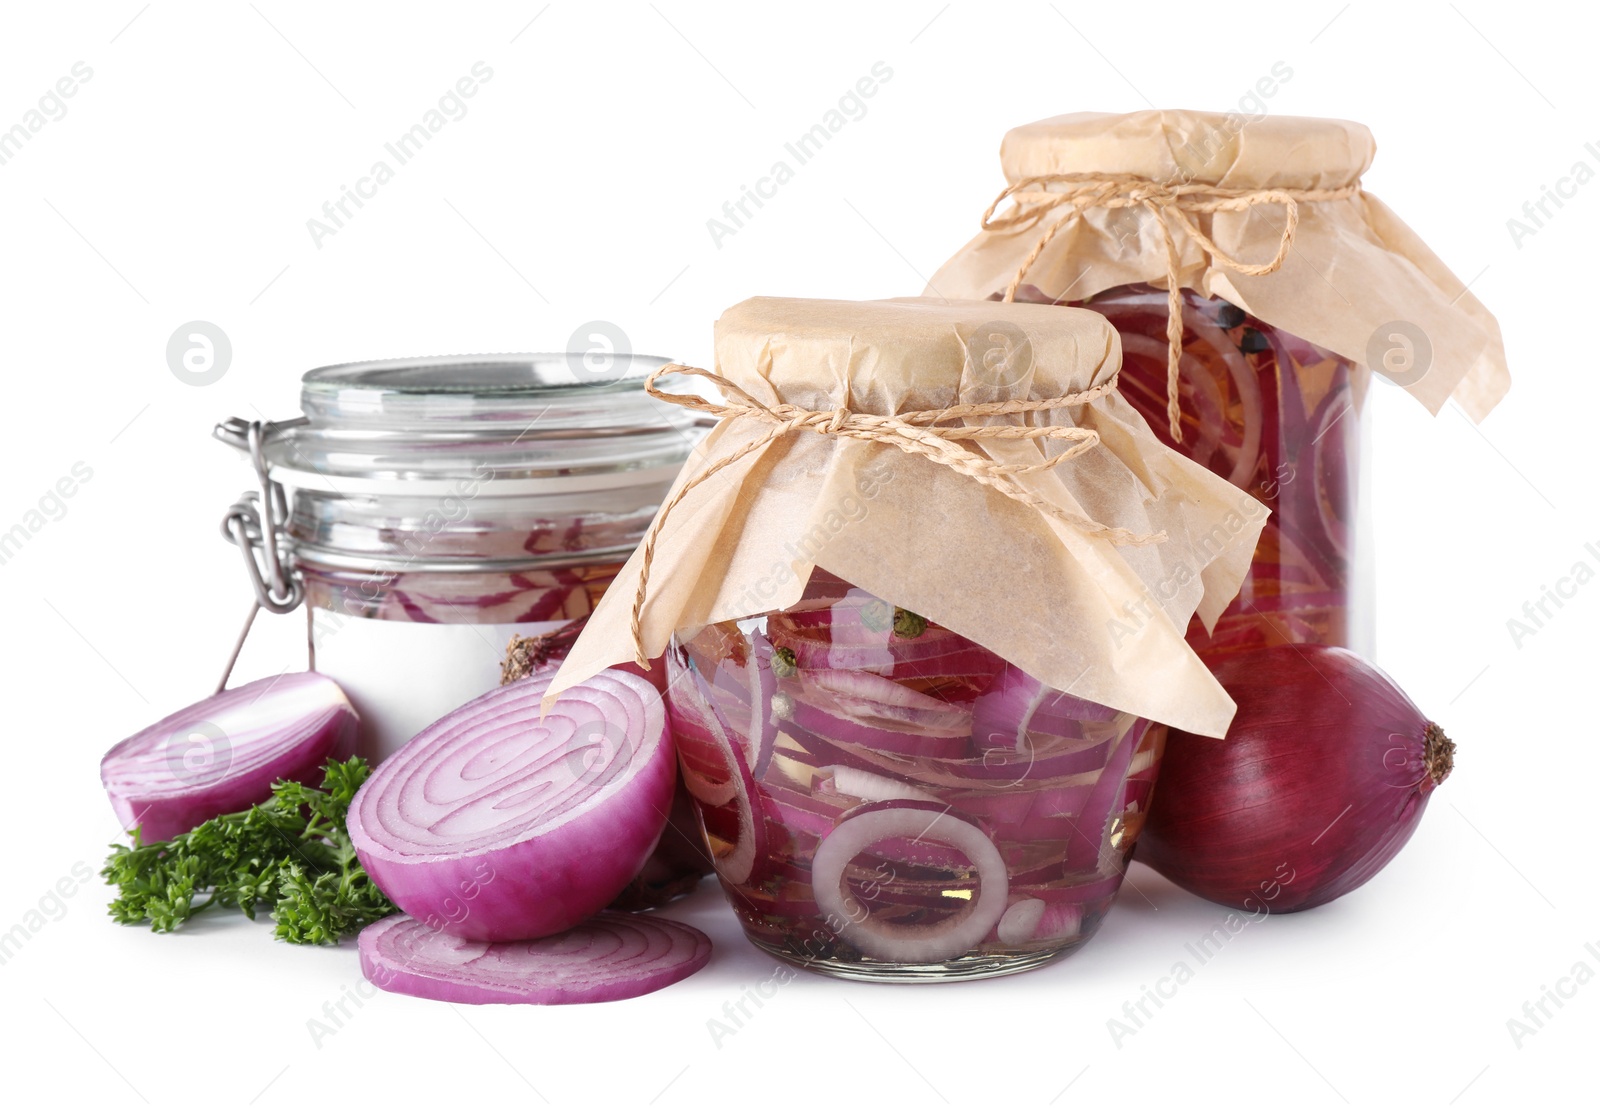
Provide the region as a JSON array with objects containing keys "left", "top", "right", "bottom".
[
  {"left": 983, "top": 173, "right": 1362, "bottom": 441},
  {"left": 628, "top": 363, "right": 1166, "bottom": 667}
]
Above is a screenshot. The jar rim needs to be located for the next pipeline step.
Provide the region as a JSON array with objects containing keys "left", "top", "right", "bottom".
[
  {"left": 301, "top": 352, "right": 674, "bottom": 423},
  {"left": 265, "top": 352, "right": 702, "bottom": 485}
]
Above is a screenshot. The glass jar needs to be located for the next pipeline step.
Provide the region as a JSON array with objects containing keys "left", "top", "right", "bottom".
[
  {"left": 928, "top": 111, "right": 1513, "bottom": 661},
  {"left": 557, "top": 295, "right": 1265, "bottom": 979},
  {"left": 667, "top": 571, "right": 1165, "bottom": 982},
  {"left": 244, "top": 354, "right": 700, "bottom": 758},
  {"left": 218, "top": 354, "right": 709, "bottom": 905},
  {"left": 1057, "top": 284, "right": 1368, "bottom": 657}
]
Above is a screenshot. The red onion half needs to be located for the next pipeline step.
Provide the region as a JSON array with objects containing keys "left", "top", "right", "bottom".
[
  {"left": 348, "top": 668, "right": 673, "bottom": 941},
  {"left": 1140, "top": 646, "right": 1456, "bottom": 912},
  {"left": 359, "top": 911, "right": 711, "bottom": 1005},
  {"left": 100, "top": 672, "right": 357, "bottom": 842}
]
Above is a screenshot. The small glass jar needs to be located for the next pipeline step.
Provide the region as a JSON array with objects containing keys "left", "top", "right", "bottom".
[
  {"left": 243, "top": 354, "right": 702, "bottom": 760},
  {"left": 1062, "top": 284, "right": 1369, "bottom": 656},
  {"left": 560, "top": 294, "right": 1264, "bottom": 978},
  {"left": 667, "top": 570, "right": 1165, "bottom": 982}
]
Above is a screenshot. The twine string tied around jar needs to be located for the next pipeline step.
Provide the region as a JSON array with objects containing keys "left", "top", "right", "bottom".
[
  {"left": 626, "top": 362, "right": 1168, "bottom": 668},
  {"left": 982, "top": 173, "right": 1363, "bottom": 441}
]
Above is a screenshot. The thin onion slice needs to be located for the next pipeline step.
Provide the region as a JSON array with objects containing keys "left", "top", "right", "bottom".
[
  {"left": 788, "top": 670, "right": 971, "bottom": 758},
  {"left": 800, "top": 669, "right": 973, "bottom": 737},
  {"left": 667, "top": 652, "right": 769, "bottom": 885},
  {"left": 816, "top": 765, "right": 939, "bottom": 804},
  {"left": 993, "top": 896, "right": 1084, "bottom": 945},
  {"left": 348, "top": 668, "right": 673, "bottom": 942},
  {"left": 359, "top": 911, "right": 711, "bottom": 1005},
  {"left": 704, "top": 632, "right": 780, "bottom": 777},
  {"left": 811, "top": 800, "right": 1009, "bottom": 963},
  {"left": 1065, "top": 718, "right": 1151, "bottom": 873},
  {"left": 970, "top": 664, "right": 1119, "bottom": 755},
  {"left": 664, "top": 666, "right": 739, "bottom": 807},
  {"left": 100, "top": 672, "right": 357, "bottom": 842},
  {"left": 996, "top": 898, "right": 1047, "bottom": 945}
]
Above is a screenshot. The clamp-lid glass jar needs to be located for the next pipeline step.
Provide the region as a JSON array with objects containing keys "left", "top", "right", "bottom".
[
  {"left": 217, "top": 353, "right": 700, "bottom": 762},
  {"left": 552, "top": 296, "right": 1267, "bottom": 980}
]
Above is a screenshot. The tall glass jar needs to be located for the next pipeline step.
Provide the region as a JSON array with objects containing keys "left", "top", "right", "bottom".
[
  {"left": 928, "top": 111, "right": 1513, "bottom": 660},
  {"left": 1047, "top": 284, "right": 1368, "bottom": 657},
  {"left": 670, "top": 571, "right": 1165, "bottom": 982}
]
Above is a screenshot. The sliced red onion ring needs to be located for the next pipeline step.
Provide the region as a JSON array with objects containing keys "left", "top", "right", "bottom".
[
  {"left": 768, "top": 606, "right": 1006, "bottom": 692},
  {"left": 1310, "top": 384, "right": 1355, "bottom": 561},
  {"left": 1064, "top": 719, "right": 1151, "bottom": 873},
  {"left": 1184, "top": 307, "right": 1264, "bottom": 490},
  {"left": 100, "top": 672, "right": 357, "bottom": 842},
  {"left": 948, "top": 781, "right": 1094, "bottom": 836},
  {"left": 348, "top": 668, "right": 673, "bottom": 942},
  {"left": 849, "top": 833, "right": 982, "bottom": 874},
  {"left": 779, "top": 722, "right": 1106, "bottom": 843},
  {"left": 359, "top": 911, "right": 711, "bottom": 1005},
  {"left": 811, "top": 800, "right": 1009, "bottom": 963},
  {"left": 665, "top": 653, "right": 769, "bottom": 885},
  {"left": 800, "top": 669, "right": 973, "bottom": 736},
  {"left": 816, "top": 765, "right": 939, "bottom": 804},
  {"left": 664, "top": 666, "right": 738, "bottom": 808},
  {"left": 970, "top": 665, "right": 1119, "bottom": 755},
  {"left": 1036, "top": 900, "right": 1085, "bottom": 941},
  {"left": 787, "top": 669, "right": 971, "bottom": 758},
  {"left": 786, "top": 703, "right": 969, "bottom": 759},
  {"left": 969, "top": 733, "right": 1115, "bottom": 782},
  {"left": 694, "top": 735, "right": 766, "bottom": 886},
  {"left": 996, "top": 898, "right": 1046, "bottom": 945},
  {"left": 763, "top": 780, "right": 852, "bottom": 840},
  {"left": 702, "top": 632, "right": 780, "bottom": 777},
  {"left": 992, "top": 897, "right": 1086, "bottom": 945}
]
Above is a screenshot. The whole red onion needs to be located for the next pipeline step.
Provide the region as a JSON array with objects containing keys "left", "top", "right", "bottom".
[{"left": 1140, "top": 646, "right": 1455, "bottom": 913}]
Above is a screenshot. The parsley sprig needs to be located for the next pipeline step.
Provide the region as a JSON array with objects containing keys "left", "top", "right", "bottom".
[{"left": 101, "top": 757, "right": 396, "bottom": 944}]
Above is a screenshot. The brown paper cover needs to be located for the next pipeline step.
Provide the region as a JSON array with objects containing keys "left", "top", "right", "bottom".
[
  {"left": 553, "top": 297, "right": 1267, "bottom": 737},
  {"left": 927, "top": 110, "right": 1509, "bottom": 421}
]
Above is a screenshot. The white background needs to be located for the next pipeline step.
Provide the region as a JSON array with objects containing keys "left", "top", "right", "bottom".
[{"left": 1, "top": 2, "right": 1594, "bottom": 1106}]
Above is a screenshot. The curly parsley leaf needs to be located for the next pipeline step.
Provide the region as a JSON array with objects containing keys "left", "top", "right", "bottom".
[{"left": 101, "top": 757, "right": 396, "bottom": 945}]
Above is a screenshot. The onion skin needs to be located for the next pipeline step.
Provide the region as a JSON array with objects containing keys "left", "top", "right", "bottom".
[
  {"left": 1140, "top": 646, "right": 1455, "bottom": 913},
  {"left": 100, "top": 672, "right": 357, "bottom": 843},
  {"left": 607, "top": 785, "right": 712, "bottom": 911}
]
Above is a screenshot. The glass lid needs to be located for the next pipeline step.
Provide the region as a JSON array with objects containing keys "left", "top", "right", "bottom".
[
  {"left": 264, "top": 353, "right": 701, "bottom": 486},
  {"left": 299, "top": 353, "right": 674, "bottom": 425}
]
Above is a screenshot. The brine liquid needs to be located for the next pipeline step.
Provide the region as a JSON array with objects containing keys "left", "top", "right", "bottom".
[
  {"left": 1051, "top": 283, "right": 1361, "bottom": 654},
  {"left": 670, "top": 572, "right": 1162, "bottom": 981}
]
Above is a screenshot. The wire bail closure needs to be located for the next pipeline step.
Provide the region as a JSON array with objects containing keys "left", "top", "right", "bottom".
[{"left": 215, "top": 417, "right": 305, "bottom": 616}]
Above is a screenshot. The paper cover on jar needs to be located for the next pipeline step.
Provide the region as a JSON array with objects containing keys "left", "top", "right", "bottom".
[
  {"left": 926, "top": 110, "right": 1509, "bottom": 421},
  {"left": 552, "top": 297, "right": 1268, "bottom": 737}
]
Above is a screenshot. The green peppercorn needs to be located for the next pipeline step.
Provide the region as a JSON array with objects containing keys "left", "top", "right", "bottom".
[
  {"left": 771, "top": 646, "right": 798, "bottom": 678},
  {"left": 892, "top": 608, "right": 927, "bottom": 639}
]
